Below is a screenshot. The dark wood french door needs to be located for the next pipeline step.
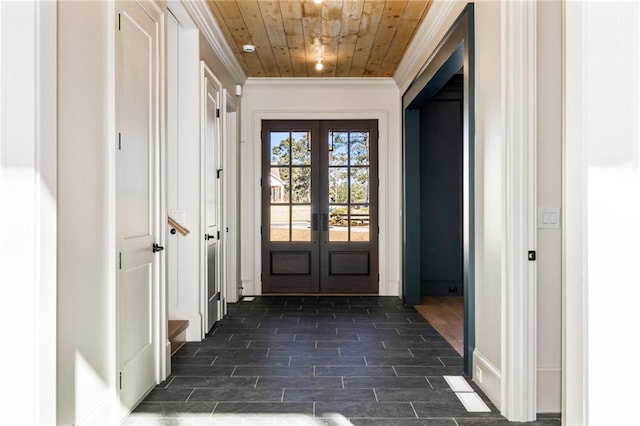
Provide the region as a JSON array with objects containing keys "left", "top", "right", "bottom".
[{"left": 262, "top": 120, "right": 378, "bottom": 294}]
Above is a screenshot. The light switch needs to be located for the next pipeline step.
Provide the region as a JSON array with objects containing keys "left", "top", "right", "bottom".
[
  {"left": 170, "top": 209, "right": 186, "bottom": 225},
  {"left": 538, "top": 207, "right": 560, "bottom": 229}
]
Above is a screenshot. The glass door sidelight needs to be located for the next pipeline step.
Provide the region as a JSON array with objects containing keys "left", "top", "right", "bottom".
[{"left": 262, "top": 120, "right": 378, "bottom": 294}]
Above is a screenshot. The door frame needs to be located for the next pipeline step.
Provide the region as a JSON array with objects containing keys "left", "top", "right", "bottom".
[
  {"left": 402, "top": 5, "right": 475, "bottom": 376},
  {"left": 200, "top": 61, "right": 223, "bottom": 335},
  {"left": 250, "top": 110, "right": 392, "bottom": 296},
  {"left": 260, "top": 119, "right": 379, "bottom": 294},
  {"left": 114, "top": 0, "right": 165, "bottom": 416}
]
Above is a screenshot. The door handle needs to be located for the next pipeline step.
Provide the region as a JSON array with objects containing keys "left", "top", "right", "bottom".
[
  {"left": 152, "top": 243, "right": 164, "bottom": 253},
  {"left": 204, "top": 234, "right": 215, "bottom": 240},
  {"left": 322, "top": 213, "right": 329, "bottom": 232},
  {"left": 312, "top": 213, "right": 318, "bottom": 231}
]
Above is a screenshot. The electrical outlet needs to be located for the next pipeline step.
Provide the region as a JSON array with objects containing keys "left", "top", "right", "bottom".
[{"left": 475, "top": 366, "right": 483, "bottom": 383}]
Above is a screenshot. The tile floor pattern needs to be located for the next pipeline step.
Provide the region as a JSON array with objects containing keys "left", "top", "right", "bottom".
[{"left": 126, "top": 297, "right": 560, "bottom": 425}]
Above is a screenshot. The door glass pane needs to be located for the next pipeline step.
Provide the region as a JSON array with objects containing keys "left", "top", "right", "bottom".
[
  {"left": 349, "top": 131, "right": 369, "bottom": 165},
  {"left": 350, "top": 167, "right": 369, "bottom": 203},
  {"left": 291, "top": 167, "right": 311, "bottom": 203},
  {"left": 270, "top": 205, "right": 290, "bottom": 241},
  {"left": 329, "top": 131, "right": 348, "bottom": 166},
  {"left": 329, "top": 167, "right": 348, "bottom": 203},
  {"left": 291, "top": 205, "right": 311, "bottom": 241},
  {"left": 291, "top": 131, "right": 311, "bottom": 165},
  {"left": 270, "top": 132, "right": 291, "bottom": 165},
  {"left": 270, "top": 167, "right": 290, "bottom": 203},
  {"left": 350, "top": 206, "right": 370, "bottom": 242},
  {"left": 329, "top": 205, "right": 348, "bottom": 242}
]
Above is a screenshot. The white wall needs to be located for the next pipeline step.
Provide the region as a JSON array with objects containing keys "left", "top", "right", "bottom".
[
  {"left": 166, "top": 9, "right": 204, "bottom": 341},
  {"left": 536, "top": 0, "right": 562, "bottom": 414},
  {"left": 396, "top": 1, "right": 553, "bottom": 419},
  {"left": 240, "top": 78, "right": 401, "bottom": 296},
  {"left": 57, "top": 1, "right": 118, "bottom": 424},
  {"left": 564, "top": 2, "right": 640, "bottom": 424},
  {"left": 472, "top": 0, "right": 504, "bottom": 409},
  {"left": 0, "top": 1, "right": 57, "bottom": 424},
  {"left": 165, "top": 1, "right": 242, "bottom": 340}
]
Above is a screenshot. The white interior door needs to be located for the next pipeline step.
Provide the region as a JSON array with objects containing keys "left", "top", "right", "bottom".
[
  {"left": 116, "top": 1, "right": 160, "bottom": 413},
  {"left": 203, "top": 68, "right": 221, "bottom": 333}
]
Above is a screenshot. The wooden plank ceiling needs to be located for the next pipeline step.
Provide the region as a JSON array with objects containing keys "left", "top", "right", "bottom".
[{"left": 207, "top": 0, "right": 433, "bottom": 77}]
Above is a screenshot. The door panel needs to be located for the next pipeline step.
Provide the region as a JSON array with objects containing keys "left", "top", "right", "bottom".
[
  {"left": 262, "top": 120, "right": 378, "bottom": 294},
  {"left": 320, "top": 121, "right": 378, "bottom": 293},
  {"left": 262, "top": 121, "right": 320, "bottom": 293},
  {"left": 116, "top": 0, "right": 159, "bottom": 413},
  {"left": 203, "top": 73, "right": 221, "bottom": 333}
]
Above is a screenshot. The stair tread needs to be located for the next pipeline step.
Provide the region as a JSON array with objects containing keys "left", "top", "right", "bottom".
[{"left": 168, "top": 320, "right": 189, "bottom": 340}]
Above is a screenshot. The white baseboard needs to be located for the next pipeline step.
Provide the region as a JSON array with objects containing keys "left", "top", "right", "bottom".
[
  {"left": 242, "top": 279, "right": 258, "bottom": 295},
  {"left": 380, "top": 280, "right": 400, "bottom": 296},
  {"left": 77, "top": 399, "right": 117, "bottom": 425},
  {"left": 473, "top": 349, "right": 502, "bottom": 411},
  {"left": 537, "top": 367, "right": 561, "bottom": 413}
]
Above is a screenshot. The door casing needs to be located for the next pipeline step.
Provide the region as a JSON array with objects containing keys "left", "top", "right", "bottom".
[{"left": 261, "top": 119, "right": 379, "bottom": 294}]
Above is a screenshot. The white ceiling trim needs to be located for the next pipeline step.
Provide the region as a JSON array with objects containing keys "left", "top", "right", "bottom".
[
  {"left": 244, "top": 77, "right": 399, "bottom": 90},
  {"left": 182, "top": 0, "right": 247, "bottom": 84},
  {"left": 394, "top": 0, "right": 466, "bottom": 94}
]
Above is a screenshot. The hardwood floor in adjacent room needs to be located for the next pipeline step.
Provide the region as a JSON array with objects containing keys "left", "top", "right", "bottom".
[{"left": 413, "top": 296, "right": 464, "bottom": 356}]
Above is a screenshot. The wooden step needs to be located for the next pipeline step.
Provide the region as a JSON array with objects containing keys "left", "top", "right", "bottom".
[{"left": 168, "top": 320, "right": 189, "bottom": 355}]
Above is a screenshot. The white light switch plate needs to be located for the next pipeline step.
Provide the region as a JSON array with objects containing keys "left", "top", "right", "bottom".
[
  {"left": 170, "top": 209, "right": 186, "bottom": 225},
  {"left": 538, "top": 207, "right": 561, "bottom": 229}
]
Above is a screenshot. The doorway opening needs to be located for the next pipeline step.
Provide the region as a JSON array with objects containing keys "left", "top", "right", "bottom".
[
  {"left": 261, "top": 120, "right": 379, "bottom": 294},
  {"left": 402, "top": 5, "right": 474, "bottom": 376}
]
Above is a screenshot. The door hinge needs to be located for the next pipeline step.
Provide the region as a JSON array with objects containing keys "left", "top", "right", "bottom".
[
  {"left": 261, "top": 273, "right": 263, "bottom": 281},
  {"left": 119, "top": 252, "right": 122, "bottom": 270},
  {"left": 260, "top": 178, "right": 262, "bottom": 187},
  {"left": 260, "top": 226, "right": 262, "bottom": 235},
  {"left": 118, "top": 13, "right": 121, "bottom": 31},
  {"left": 217, "top": 231, "right": 220, "bottom": 240},
  {"left": 119, "top": 372, "right": 122, "bottom": 389},
  {"left": 378, "top": 226, "right": 380, "bottom": 234},
  {"left": 216, "top": 108, "right": 220, "bottom": 118},
  {"left": 378, "top": 273, "right": 380, "bottom": 282},
  {"left": 217, "top": 169, "right": 223, "bottom": 179},
  {"left": 118, "top": 132, "right": 122, "bottom": 150}
]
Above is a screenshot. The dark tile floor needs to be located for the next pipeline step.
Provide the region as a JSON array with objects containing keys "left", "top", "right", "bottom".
[{"left": 126, "top": 296, "right": 561, "bottom": 425}]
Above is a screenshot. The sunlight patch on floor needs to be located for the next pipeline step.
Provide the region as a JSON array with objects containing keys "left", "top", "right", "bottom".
[{"left": 126, "top": 412, "right": 353, "bottom": 425}]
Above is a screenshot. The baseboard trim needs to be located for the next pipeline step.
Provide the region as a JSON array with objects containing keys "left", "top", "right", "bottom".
[
  {"left": 537, "top": 367, "right": 562, "bottom": 413},
  {"left": 381, "top": 280, "right": 400, "bottom": 296},
  {"left": 473, "top": 349, "right": 502, "bottom": 411}
]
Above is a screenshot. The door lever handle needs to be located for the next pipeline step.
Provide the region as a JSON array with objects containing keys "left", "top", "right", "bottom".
[
  {"left": 152, "top": 243, "right": 164, "bottom": 253},
  {"left": 204, "top": 234, "right": 215, "bottom": 240},
  {"left": 322, "top": 213, "right": 329, "bottom": 232},
  {"left": 312, "top": 213, "right": 318, "bottom": 231}
]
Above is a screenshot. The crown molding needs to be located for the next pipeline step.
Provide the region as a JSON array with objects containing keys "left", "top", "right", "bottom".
[
  {"left": 394, "top": 0, "right": 466, "bottom": 94},
  {"left": 244, "top": 77, "right": 399, "bottom": 90},
  {"left": 181, "top": 0, "right": 247, "bottom": 84}
]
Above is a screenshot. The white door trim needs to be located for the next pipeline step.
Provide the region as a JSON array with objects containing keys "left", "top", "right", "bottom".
[
  {"left": 562, "top": 2, "right": 587, "bottom": 424},
  {"left": 249, "top": 109, "right": 391, "bottom": 296},
  {"left": 501, "top": 0, "right": 538, "bottom": 422},
  {"left": 200, "top": 61, "right": 223, "bottom": 336}
]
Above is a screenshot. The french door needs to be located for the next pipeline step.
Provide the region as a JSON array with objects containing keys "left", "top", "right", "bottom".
[{"left": 262, "top": 120, "right": 378, "bottom": 294}]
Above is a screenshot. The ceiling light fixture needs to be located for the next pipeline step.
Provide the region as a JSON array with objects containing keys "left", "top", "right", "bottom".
[
  {"left": 314, "top": 1, "right": 324, "bottom": 72},
  {"left": 242, "top": 44, "right": 256, "bottom": 53}
]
